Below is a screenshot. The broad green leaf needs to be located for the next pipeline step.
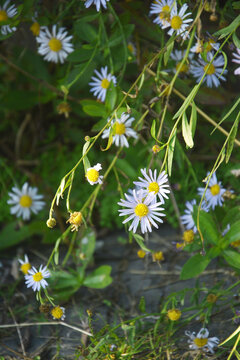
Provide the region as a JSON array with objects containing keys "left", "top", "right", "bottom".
[
  {"left": 226, "top": 111, "right": 240, "bottom": 163},
  {"left": 198, "top": 211, "right": 219, "bottom": 245},
  {"left": 132, "top": 233, "right": 152, "bottom": 253},
  {"left": 83, "top": 155, "right": 91, "bottom": 173},
  {"left": 222, "top": 207, "right": 240, "bottom": 228},
  {"left": 190, "top": 102, "right": 197, "bottom": 137},
  {"left": 80, "top": 99, "right": 108, "bottom": 117},
  {"left": 74, "top": 20, "right": 97, "bottom": 43},
  {"left": 180, "top": 254, "right": 210, "bottom": 280},
  {"left": 167, "top": 128, "right": 176, "bottom": 176},
  {"left": 224, "top": 220, "right": 240, "bottom": 244},
  {"left": 108, "top": 24, "right": 134, "bottom": 48},
  {"left": 68, "top": 48, "right": 94, "bottom": 63},
  {"left": 83, "top": 265, "right": 112, "bottom": 289},
  {"left": 223, "top": 249, "right": 240, "bottom": 269},
  {"left": 182, "top": 112, "right": 194, "bottom": 148}
]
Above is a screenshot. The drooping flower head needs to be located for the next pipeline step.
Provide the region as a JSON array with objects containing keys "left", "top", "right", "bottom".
[
  {"left": 149, "top": 0, "right": 174, "bottom": 27},
  {"left": 161, "top": 3, "right": 193, "bottom": 40},
  {"left": 25, "top": 265, "right": 50, "bottom": 292},
  {"left": 18, "top": 254, "right": 31, "bottom": 275},
  {"left": 169, "top": 49, "right": 194, "bottom": 74},
  {"left": 51, "top": 306, "right": 65, "bottom": 320},
  {"left": 133, "top": 169, "right": 170, "bottom": 204},
  {"left": 118, "top": 189, "right": 166, "bottom": 234},
  {"left": 89, "top": 66, "right": 117, "bottom": 102},
  {"left": 185, "top": 328, "right": 219, "bottom": 354},
  {"left": 197, "top": 172, "right": 226, "bottom": 210},
  {"left": 84, "top": 0, "right": 110, "bottom": 12},
  {"left": 36, "top": 25, "right": 74, "bottom": 63},
  {"left": 0, "top": 0, "right": 17, "bottom": 35},
  {"left": 7, "top": 182, "right": 45, "bottom": 221},
  {"left": 190, "top": 52, "right": 227, "bottom": 88},
  {"left": 191, "top": 37, "right": 220, "bottom": 54},
  {"left": 102, "top": 112, "right": 138, "bottom": 148},
  {"left": 86, "top": 163, "right": 103, "bottom": 185},
  {"left": 232, "top": 48, "right": 240, "bottom": 76}
]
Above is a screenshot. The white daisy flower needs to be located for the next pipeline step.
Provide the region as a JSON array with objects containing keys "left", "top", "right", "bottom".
[
  {"left": 7, "top": 182, "right": 45, "bottom": 221},
  {"left": 102, "top": 112, "right": 138, "bottom": 148},
  {"left": 133, "top": 169, "right": 170, "bottom": 204},
  {"left": 191, "top": 38, "right": 220, "bottom": 54},
  {"left": 0, "top": 0, "right": 17, "bottom": 35},
  {"left": 51, "top": 306, "right": 66, "bottom": 320},
  {"left": 18, "top": 254, "right": 31, "bottom": 275},
  {"left": 127, "top": 41, "right": 136, "bottom": 57},
  {"left": 232, "top": 48, "right": 240, "bottom": 75},
  {"left": 149, "top": 0, "right": 174, "bottom": 27},
  {"left": 89, "top": 66, "right": 117, "bottom": 103},
  {"left": 169, "top": 49, "right": 194, "bottom": 74},
  {"left": 118, "top": 189, "right": 166, "bottom": 234},
  {"left": 161, "top": 3, "right": 193, "bottom": 40},
  {"left": 84, "top": 0, "right": 110, "bottom": 12},
  {"left": 180, "top": 199, "right": 198, "bottom": 233},
  {"left": 190, "top": 52, "right": 227, "bottom": 88},
  {"left": 185, "top": 328, "right": 219, "bottom": 354},
  {"left": 36, "top": 25, "right": 74, "bottom": 64},
  {"left": 197, "top": 172, "right": 226, "bottom": 210},
  {"left": 25, "top": 265, "right": 50, "bottom": 292},
  {"left": 86, "top": 163, "right": 103, "bottom": 185},
  {"left": 222, "top": 223, "right": 230, "bottom": 236}
]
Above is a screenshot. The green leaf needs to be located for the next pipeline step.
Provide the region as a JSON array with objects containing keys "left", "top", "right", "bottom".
[
  {"left": 105, "top": 82, "right": 117, "bottom": 112},
  {"left": 83, "top": 265, "right": 112, "bottom": 289},
  {"left": 190, "top": 102, "right": 197, "bottom": 138},
  {"left": 223, "top": 249, "right": 240, "bottom": 269},
  {"left": 108, "top": 24, "right": 134, "bottom": 48},
  {"left": 222, "top": 207, "right": 240, "bottom": 228},
  {"left": 80, "top": 99, "right": 108, "bottom": 117},
  {"left": 150, "top": 119, "right": 161, "bottom": 144},
  {"left": 226, "top": 111, "right": 240, "bottom": 163},
  {"left": 180, "top": 254, "right": 210, "bottom": 280},
  {"left": 173, "top": 85, "right": 199, "bottom": 120},
  {"left": 214, "top": 15, "right": 240, "bottom": 39},
  {"left": 224, "top": 221, "right": 240, "bottom": 244},
  {"left": 74, "top": 20, "right": 98, "bottom": 43},
  {"left": 68, "top": 48, "right": 94, "bottom": 63},
  {"left": 233, "top": 32, "right": 240, "bottom": 50},
  {"left": 198, "top": 211, "right": 219, "bottom": 245},
  {"left": 139, "top": 296, "right": 146, "bottom": 313},
  {"left": 182, "top": 112, "right": 194, "bottom": 148},
  {"left": 164, "top": 41, "right": 174, "bottom": 66},
  {"left": 233, "top": 1, "right": 240, "bottom": 9},
  {"left": 132, "top": 233, "right": 152, "bottom": 253},
  {"left": 0, "top": 222, "right": 30, "bottom": 250},
  {"left": 167, "top": 128, "right": 176, "bottom": 176},
  {"left": 211, "top": 98, "right": 240, "bottom": 134}
]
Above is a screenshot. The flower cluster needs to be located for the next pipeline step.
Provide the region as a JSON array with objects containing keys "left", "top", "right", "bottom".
[{"left": 118, "top": 169, "right": 170, "bottom": 234}]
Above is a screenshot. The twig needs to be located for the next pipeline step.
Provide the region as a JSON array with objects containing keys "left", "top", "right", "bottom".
[
  {"left": 8, "top": 306, "right": 26, "bottom": 356},
  {"left": 130, "top": 268, "right": 234, "bottom": 276},
  {"left": 0, "top": 321, "right": 93, "bottom": 337},
  {"left": 0, "top": 343, "right": 32, "bottom": 360}
]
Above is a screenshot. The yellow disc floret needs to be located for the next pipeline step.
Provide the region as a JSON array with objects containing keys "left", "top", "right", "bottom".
[
  {"left": 114, "top": 122, "right": 126, "bottom": 135},
  {"left": 67, "top": 211, "right": 83, "bottom": 231},
  {"left": 210, "top": 184, "right": 220, "bottom": 195},
  {"left": 159, "top": 5, "right": 171, "bottom": 21},
  {"left": 206, "top": 293, "right": 218, "bottom": 303},
  {"left": 48, "top": 38, "right": 62, "bottom": 52},
  {"left": 0, "top": 10, "right": 8, "bottom": 22},
  {"left": 134, "top": 203, "right": 149, "bottom": 218},
  {"left": 51, "top": 306, "right": 63, "bottom": 319},
  {"left": 153, "top": 251, "right": 164, "bottom": 261},
  {"left": 30, "top": 22, "right": 40, "bottom": 36},
  {"left": 101, "top": 78, "right": 110, "bottom": 89},
  {"left": 19, "top": 195, "right": 32, "bottom": 208},
  {"left": 176, "top": 62, "right": 189, "bottom": 73},
  {"left": 204, "top": 63, "right": 215, "bottom": 75},
  {"left": 171, "top": 15, "right": 183, "bottom": 30},
  {"left": 167, "top": 309, "right": 181, "bottom": 321},
  {"left": 137, "top": 249, "right": 146, "bottom": 258},
  {"left": 148, "top": 182, "right": 159, "bottom": 194},
  {"left": 183, "top": 229, "right": 194, "bottom": 244},
  {"left": 86, "top": 169, "right": 99, "bottom": 183},
  {"left": 194, "top": 337, "right": 208, "bottom": 347},
  {"left": 33, "top": 271, "right": 43, "bottom": 282},
  {"left": 21, "top": 263, "right": 31, "bottom": 275}
]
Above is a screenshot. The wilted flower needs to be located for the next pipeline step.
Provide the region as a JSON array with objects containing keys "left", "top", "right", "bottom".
[
  {"left": 51, "top": 306, "right": 65, "bottom": 320},
  {"left": 167, "top": 308, "right": 181, "bottom": 321}
]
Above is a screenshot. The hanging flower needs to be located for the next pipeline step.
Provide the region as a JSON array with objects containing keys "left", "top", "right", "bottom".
[
  {"left": 197, "top": 172, "right": 226, "bottom": 210},
  {"left": 86, "top": 163, "right": 103, "bottom": 185},
  {"left": 18, "top": 254, "right": 31, "bottom": 275}
]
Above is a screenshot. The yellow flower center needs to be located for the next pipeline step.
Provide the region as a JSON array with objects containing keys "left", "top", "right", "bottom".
[
  {"left": 30, "top": 22, "right": 40, "bottom": 36},
  {"left": 0, "top": 10, "right": 8, "bottom": 22},
  {"left": 183, "top": 230, "right": 194, "bottom": 243},
  {"left": 207, "top": 293, "right": 218, "bottom": 303},
  {"left": 137, "top": 249, "right": 146, "bottom": 258},
  {"left": 153, "top": 251, "right": 164, "bottom": 261},
  {"left": 113, "top": 122, "right": 126, "bottom": 135},
  {"left": 134, "top": 203, "right": 149, "bottom": 218},
  {"left": 70, "top": 212, "right": 82, "bottom": 226},
  {"left": 48, "top": 38, "right": 62, "bottom": 52},
  {"left": 51, "top": 306, "right": 63, "bottom": 319},
  {"left": 204, "top": 63, "right": 215, "bottom": 75},
  {"left": 159, "top": 6, "right": 170, "bottom": 21},
  {"left": 127, "top": 43, "right": 134, "bottom": 53},
  {"left": 33, "top": 272, "right": 43, "bottom": 282},
  {"left": 206, "top": 39, "right": 215, "bottom": 52},
  {"left": 86, "top": 169, "right": 99, "bottom": 183},
  {"left": 171, "top": 15, "right": 183, "bottom": 30},
  {"left": 152, "top": 145, "right": 160, "bottom": 153},
  {"left": 148, "top": 182, "right": 159, "bottom": 194},
  {"left": 210, "top": 184, "right": 220, "bottom": 195},
  {"left": 20, "top": 263, "right": 31, "bottom": 275},
  {"left": 176, "top": 62, "right": 189, "bottom": 73},
  {"left": 194, "top": 337, "right": 208, "bottom": 348},
  {"left": 101, "top": 78, "right": 110, "bottom": 89},
  {"left": 167, "top": 309, "right": 181, "bottom": 321},
  {"left": 19, "top": 195, "right": 32, "bottom": 208}
]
